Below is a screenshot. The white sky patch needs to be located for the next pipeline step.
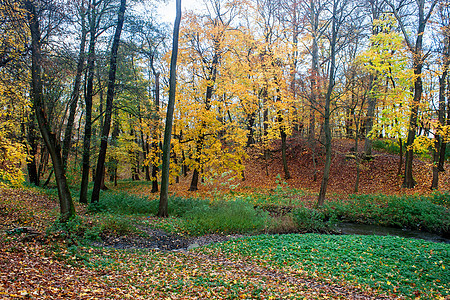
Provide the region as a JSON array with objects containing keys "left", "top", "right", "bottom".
[{"left": 157, "top": 0, "right": 202, "bottom": 24}]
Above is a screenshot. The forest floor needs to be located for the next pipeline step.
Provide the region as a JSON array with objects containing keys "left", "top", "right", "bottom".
[{"left": 1, "top": 138, "right": 449, "bottom": 299}]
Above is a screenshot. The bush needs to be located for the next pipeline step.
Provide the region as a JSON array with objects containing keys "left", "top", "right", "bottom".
[
  {"left": 99, "top": 215, "right": 135, "bottom": 235},
  {"left": 47, "top": 216, "right": 102, "bottom": 244},
  {"left": 182, "top": 200, "right": 269, "bottom": 235},
  {"left": 372, "top": 139, "right": 403, "bottom": 155},
  {"left": 89, "top": 191, "right": 158, "bottom": 215},
  {"left": 292, "top": 207, "right": 337, "bottom": 233},
  {"left": 167, "top": 196, "right": 209, "bottom": 217},
  {"left": 324, "top": 194, "right": 450, "bottom": 235}
]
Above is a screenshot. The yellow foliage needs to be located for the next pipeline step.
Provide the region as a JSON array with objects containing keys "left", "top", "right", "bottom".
[{"left": 0, "top": 1, "right": 29, "bottom": 186}]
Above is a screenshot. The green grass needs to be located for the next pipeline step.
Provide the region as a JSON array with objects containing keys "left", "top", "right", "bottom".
[
  {"left": 203, "top": 234, "right": 450, "bottom": 299},
  {"left": 87, "top": 191, "right": 271, "bottom": 236},
  {"left": 182, "top": 199, "right": 269, "bottom": 235}
]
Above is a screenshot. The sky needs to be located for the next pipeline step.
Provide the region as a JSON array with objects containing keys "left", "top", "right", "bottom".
[{"left": 157, "top": 0, "right": 201, "bottom": 24}]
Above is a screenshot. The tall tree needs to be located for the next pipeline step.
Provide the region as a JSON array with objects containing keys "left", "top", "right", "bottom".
[
  {"left": 61, "top": 0, "right": 88, "bottom": 169},
  {"left": 91, "top": 0, "right": 127, "bottom": 203},
  {"left": 25, "top": 0, "right": 75, "bottom": 221},
  {"left": 385, "top": 0, "right": 438, "bottom": 188},
  {"left": 317, "top": 0, "right": 359, "bottom": 206},
  {"left": 158, "top": 0, "right": 182, "bottom": 217},
  {"left": 432, "top": 0, "right": 450, "bottom": 189},
  {"left": 363, "top": 0, "right": 384, "bottom": 158}
]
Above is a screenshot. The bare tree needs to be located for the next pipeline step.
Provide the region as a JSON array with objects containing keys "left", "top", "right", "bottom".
[
  {"left": 158, "top": 0, "right": 182, "bottom": 217},
  {"left": 91, "top": 0, "right": 127, "bottom": 203}
]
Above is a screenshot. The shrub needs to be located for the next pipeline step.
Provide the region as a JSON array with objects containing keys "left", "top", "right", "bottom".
[
  {"left": 292, "top": 206, "right": 337, "bottom": 233},
  {"left": 99, "top": 215, "right": 135, "bottom": 235},
  {"left": 372, "top": 139, "right": 403, "bottom": 155},
  {"left": 47, "top": 216, "right": 102, "bottom": 244},
  {"left": 89, "top": 191, "right": 158, "bottom": 215},
  {"left": 325, "top": 194, "right": 450, "bottom": 235},
  {"left": 182, "top": 200, "right": 269, "bottom": 235}
]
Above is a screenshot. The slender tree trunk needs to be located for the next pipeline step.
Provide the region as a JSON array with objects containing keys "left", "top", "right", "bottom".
[
  {"left": 188, "top": 37, "right": 218, "bottom": 191},
  {"left": 354, "top": 121, "right": 360, "bottom": 193},
  {"left": 308, "top": 0, "right": 319, "bottom": 141},
  {"left": 246, "top": 112, "right": 256, "bottom": 147},
  {"left": 402, "top": 60, "right": 422, "bottom": 188},
  {"left": 276, "top": 88, "right": 290, "bottom": 179},
  {"left": 432, "top": 36, "right": 449, "bottom": 188},
  {"left": 26, "top": 110, "right": 39, "bottom": 186},
  {"left": 317, "top": 0, "right": 337, "bottom": 207},
  {"left": 397, "top": 138, "right": 403, "bottom": 176},
  {"left": 151, "top": 72, "right": 160, "bottom": 193},
  {"left": 62, "top": 6, "right": 87, "bottom": 169},
  {"left": 189, "top": 137, "right": 203, "bottom": 191},
  {"left": 158, "top": 0, "right": 181, "bottom": 217},
  {"left": 79, "top": 7, "right": 96, "bottom": 204},
  {"left": 261, "top": 87, "right": 269, "bottom": 176},
  {"left": 26, "top": 0, "right": 74, "bottom": 221},
  {"left": 91, "top": 0, "right": 127, "bottom": 203},
  {"left": 398, "top": 0, "right": 437, "bottom": 188}
]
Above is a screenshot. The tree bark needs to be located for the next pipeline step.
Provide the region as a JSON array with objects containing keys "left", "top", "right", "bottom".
[
  {"left": 80, "top": 3, "right": 96, "bottom": 204},
  {"left": 62, "top": 5, "right": 87, "bottom": 169},
  {"left": 26, "top": 0, "right": 75, "bottom": 221},
  {"left": 317, "top": 0, "right": 338, "bottom": 207},
  {"left": 158, "top": 0, "right": 181, "bottom": 217},
  {"left": 151, "top": 72, "right": 160, "bottom": 193},
  {"left": 91, "top": 0, "right": 127, "bottom": 203},
  {"left": 432, "top": 35, "right": 449, "bottom": 188},
  {"left": 26, "top": 110, "right": 39, "bottom": 186}
]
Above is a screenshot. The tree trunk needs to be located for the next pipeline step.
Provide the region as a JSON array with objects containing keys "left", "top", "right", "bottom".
[
  {"left": 158, "top": 0, "right": 181, "bottom": 217},
  {"left": 188, "top": 34, "right": 218, "bottom": 192},
  {"left": 26, "top": 0, "right": 74, "bottom": 221},
  {"left": 79, "top": 6, "right": 96, "bottom": 204},
  {"left": 317, "top": 0, "right": 337, "bottom": 207},
  {"left": 402, "top": 60, "right": 422, "bottom": 188},
  {"left": 91, "top": 0, "right": 127, "bottom": 203},
  {"left": 246, "top": 112, "right": 256, "bottom": 147},
  {"left": 151, "top": 72, "right": 160, "bottom": 193},
  {"left": 432, "top": 35, "right": 449, "bottom": 188},
  {"left": 62, "top": 6, "right": 87, "bottom": 169},
  {"left": 26, "top": 110, "right": 39, "bottom": 186},
  {"left": 308, "top": 0, "right": 319, "bottom": 141}
]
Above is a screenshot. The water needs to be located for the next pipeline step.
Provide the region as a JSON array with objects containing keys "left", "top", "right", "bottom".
[{"left": 337, "top": 222, "right": 450, "bottom": 244}]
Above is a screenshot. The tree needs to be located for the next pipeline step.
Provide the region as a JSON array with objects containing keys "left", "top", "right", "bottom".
[
  {"left": 431, "top": 0, "right": 450, "bottom": 189},
  {"left": 91, "top": 0, "right": 127, "bottom": 203},
  {"left": 0, "top": 0, "right": 29, "bottom": 186},
  {"left": 61, "top": 0, "right": 88, "bottom": 169},
  {"left": 317, "top": 0, "right": 360, "bottom": 206},
  {"left": 158, "top": 0, "right": 182, "bottom": 217},
  {"left": 25, "top": 0, "right": 75, "bottom": 221},
  {"left": 385, "top": 0, "right": 438, "bottom": 188}
]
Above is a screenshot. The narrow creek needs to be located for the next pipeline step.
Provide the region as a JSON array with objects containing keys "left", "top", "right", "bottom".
[{"left": 337, "top": 222, "right": 450, "bottom": 244}]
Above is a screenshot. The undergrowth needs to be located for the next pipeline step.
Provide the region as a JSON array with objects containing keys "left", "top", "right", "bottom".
[
  {"left": 89, "top": 191, "right": 270, "bottom": 235},
  {"left": 324, "top": 194, "right": 450, "bottom": 235}
]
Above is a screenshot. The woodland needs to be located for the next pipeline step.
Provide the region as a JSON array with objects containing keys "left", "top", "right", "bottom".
[{"left": 1, "top": 0, "right": 450, "bottom": 299}]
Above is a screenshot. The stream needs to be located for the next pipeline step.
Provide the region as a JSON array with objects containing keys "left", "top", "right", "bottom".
[{"left": 337, "top": 222, "right": 450, "bottom": 244}]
